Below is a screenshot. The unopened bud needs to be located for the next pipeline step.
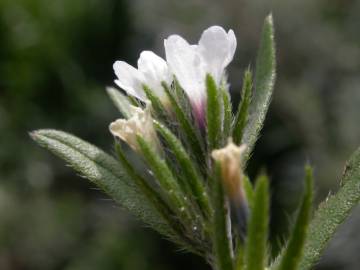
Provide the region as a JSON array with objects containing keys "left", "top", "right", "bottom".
[
  {"left": 211, "top": 141, "right": 247, "bottom": 203},
  {"left": 212, "top": 140, "right": 248, "bottom": 237},
  {"left": 109, "top": 105, "right": 158, "bottom": 152}
]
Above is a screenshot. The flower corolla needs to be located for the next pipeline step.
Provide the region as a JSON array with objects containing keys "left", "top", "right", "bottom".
[
  {"left": 113, "top": 26, "right": 237, "bottom": 122},
  {"left": 109, "top": 105, "right": 158, "bottom": 152}
]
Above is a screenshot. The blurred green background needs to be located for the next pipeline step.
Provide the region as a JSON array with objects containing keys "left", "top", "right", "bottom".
[{"left": 0, "top": 0, "right": 359, "bottom": 269}]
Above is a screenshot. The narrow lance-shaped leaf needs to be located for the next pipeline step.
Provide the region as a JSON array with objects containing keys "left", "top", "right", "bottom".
[
  {"left": 241, "top": 14, "right": 276, "bottom": 159},
  {"left": 114, "top": 143, "right": 188, "bottom": 246},
  {"left": 136, "top": 135, "right": 195, "bottom": 226},
  {"left": 222, "top": 86, "right": 233, "bottom": 143},
  {"left": 127, "top": 95, "right": 141, "bottom": 106},
  {"left": 154, "top": 121, "right": 211, "bottom": 219},
  {"left": 235, "top": 242, "right": 245, "bottom": 270},
  {"left": 244, "top": 175, "right": 269, "bottom": 270},
  {"left": 233, "top": 69, "right": 253, "bottom": 145},
  {"left": 206, "top": 74, "right": 223, "bottom": 151},
  {"left": 298, "top": 147, "right": 360, "bottom": 270},
  {"left": 242, "top": 175, "right": 254, "bottom": 210},
  {"left": 272, "top": 166, "right": 314, "bottom": 270},
  {"left": 173, "top": 79, "right": 194, "bottom": 117},
  {"left": 212, "top": 162, "right": 234, "bottom": 270},
  {"left": 162, "top": 82, "right": 206, "bottom": 167},
  {"left": 106, "top": 87, "right": 134, "bottom": 118},
  {"left": 143, "top": 84, "right": 169, "bottom": 122},
  {"left": 30, "top": 129, "right": 172, "bottom": 236}
]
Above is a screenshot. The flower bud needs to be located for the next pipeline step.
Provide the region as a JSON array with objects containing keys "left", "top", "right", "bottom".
[
  {"left": 212, "top": 141, "right": 248, "bottom": 236},
  {"left": 212, "top": 142, "right": 246, "bottom": 201},
  {"left": 109, "top": 105, "right": 158, "bottom": 152}
]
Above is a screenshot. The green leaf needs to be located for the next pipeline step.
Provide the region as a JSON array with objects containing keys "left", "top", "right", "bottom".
[
  {"left": 244, "top": 175, "right": 269, "bottom": 270},
  {"left": 233, "top": 69, "right": 252, "bottom": 145},
  {"left": 272, "top": 166, "right": 313, "bottom": 270},
  {"left": 173, "top": 79, "right": 194, "bottom": 117},
  {"left": 206, "top": 74, "right": 223, "bottom": 151},
  {"left": 241, "top": 14, "right": 276, "bottom": 159},
  {"left": 212, "top": 163, "right": 234, "bottom": 270},
  {"left": 143, "top": 84, "right": 168, "bottom": 121},
  {"left": 106, "top": 87, "right": 133, "bottom": 118},
  {"left": 114, "top": 143, "right": 203, "bottom": 253},
  {"left": 30, "top": 129, "right": 171, "bottom": 236},
  {"left": 298, "top": 148, "right": 360, "bottom": 270},
  {"left": 243, "top": 175, "right": 254, "bottom": 210},
  {"left": 136, "top": 135, "right": 194, "bottom": 224},
  {"left": 154, "top": 121, "right": 211, "bottom": 218},
  {"left": 222, "top": 87, "right": 233, "bottom": 143},
  {"left": 235, "top": 242, "right": 245, "bottom": 270},
  {"left": 162, "top": 82, "right": 206, "bottom": 167},
  {"left": 127, "top": 95, "right": 141, "bottom": 106}
]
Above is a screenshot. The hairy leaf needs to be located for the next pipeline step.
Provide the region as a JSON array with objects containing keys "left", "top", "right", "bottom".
[
  {"left": 299, "top": 148, "right": 360, "bottom": 270},
  {"left": 30, "top": 129, "right": 172, "bottom": 236},
  {"left": 241, "top": 14, "right": 276, "bottom": 159},
  {"left": 212, "top": 163, "right": 234, "bottom": 270},
  {"left": 222, "top": 87, "right": 232, "bottom": 143},
  {"left": 114, "top": 143, "right": 197, "bottom": 251},
  {"left": 244, "top": 175, "right": 269, "bottom": 270},
  {"left": 233, "top": 69, "right": 252, "bottom": 145},
  {"left": 143, "top": 84, "right": 168, "bottom": 122},
  {"left": 154, "top": 121, "right": 211, "bottom": 218},
  {"left": 106, "top": 87, "right": 133, "bottom": 118},
  {"left": 243, "top": 175, "right": 254, "bottom": 210},
  {"left": 162, "top": 82, "right": 205, "bottom": 167},
  {"left": 272, "top": 166, "right": 313, "bottom": 270},
  {"left": 136, "top": 135, "right": 194, "bottom": 224},
  {"left": 206, "top": 74, "right": 223, "bottom": 151}
]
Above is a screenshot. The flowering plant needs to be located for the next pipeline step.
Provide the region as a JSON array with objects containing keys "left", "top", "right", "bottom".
[{"left": 31, "top": 15, "right": 360, "bottom": 270}]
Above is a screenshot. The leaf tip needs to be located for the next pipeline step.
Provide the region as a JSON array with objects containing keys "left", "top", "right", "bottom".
[
  {"left": 266, "top": 13, "right": 273, "bottom": 24},
  {"left": 205, "top": 73, "right": 216, "bottom": 86},
  {"left": 105, "top": 86, "right": 119, "bottom": 98},
  {"left": 29, "top": 129, "right": 48, "bottom": 141},
  {"left": 263, "top": 13, "right": 275, "bottom": 42},
  {"left": 29, "top": 130, "right": 38, "bottom": 140},
  {"left": 29, "top": 129, "right": 62, "bottom": 143}
]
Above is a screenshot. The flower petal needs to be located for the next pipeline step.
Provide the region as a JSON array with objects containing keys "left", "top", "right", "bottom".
[
  {"left": 137, "top": 51, "right": 171, "bottom": 98},
  {"left": 113, "top": 61, "right": 147, "bottom": 101},
  {"left": 225, "top": 29, "right": 237, "bottom": 67},
  {"left": 198, "top": 26, "right": 237, "bottom": 84},
  {"left": 164, "top": 35, "right": 206, "bottom": 106}
]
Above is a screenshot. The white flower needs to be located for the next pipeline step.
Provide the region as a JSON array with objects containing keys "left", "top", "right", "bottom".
[
  {"left": 113, "top": 51, "right": 172, "bottom": 102},
  {"left": 164, "top": 26, "right": 237, "bottom": 112},
  {"left": 112, "top": 26, "right": 237, "bottom": 127},
  {"left": 109, "top": 105, "right": 158, "bottom": 152}
]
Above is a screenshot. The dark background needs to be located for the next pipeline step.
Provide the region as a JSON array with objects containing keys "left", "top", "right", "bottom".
[{"left": 0, "top": 0, "right": 359, "bottom": 269}]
